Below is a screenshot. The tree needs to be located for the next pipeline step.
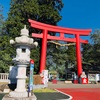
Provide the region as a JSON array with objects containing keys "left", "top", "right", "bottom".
[
  {"left": 90, "top": 30, "right": 100, "bottom": 71},
  {"left": 82, "top": 43, "right": 94, "bottom": 72},
  {"left": 0, "top": 37, "right": 13, "bottom": 72},
  {"left": 48, "top": 44, "right": 68, "bottom": 77},
  {"left": 38, "top": 0, "right": 63, "bottom": 25},
  {"left": 82, "top": 30, "right": 100, "bottom": 72},
  {"left": 47, "top": 41, "right": 76, "bottom": 78},
  {"left": 66, "top": 44, "right": 76, "bottom": 66},
  {"left": 4, "top": 0, "right": 64, "bottom": 73},
  {"left": 0, "top": 5, "right": 13, "bottom": 72},
  {"left": 91, "top": 30, "right": 100, "bottom": 44},
  {"left": 0, "top": 5, "right": 4, "bottom": 35},
  {"left": 5, "top": 0, "right": 63, "bottom": 37}
]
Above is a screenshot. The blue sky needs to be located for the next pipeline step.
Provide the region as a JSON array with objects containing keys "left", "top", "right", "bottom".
[
  {"left": 0, "top": 0, "right": 10, "bottom": 18},
  {"left": 0, "top": 0, "right": 100, "bottom": 38},
  {"left": 59, "top": 0, "right": 100, "bottom": 31}
]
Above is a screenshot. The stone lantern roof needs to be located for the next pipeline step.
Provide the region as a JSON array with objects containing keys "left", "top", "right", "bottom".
[{"left": 10, "top": 25, "right": 38, "bottom": 47}]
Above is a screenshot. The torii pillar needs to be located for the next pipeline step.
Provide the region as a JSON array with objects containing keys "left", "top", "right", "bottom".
[{"left": 29, "top": 19, "right": 92, "bottom": 78}]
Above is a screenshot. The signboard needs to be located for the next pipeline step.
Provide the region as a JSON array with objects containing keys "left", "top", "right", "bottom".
[
  {"left": 29, "top": 60, "right": 34, "bottom": 91},
  {"left": 88, "top": 74, "right": 96, "bottom": 83},
  {"left": 96, "top": 74, "right": 100, "bottom": 81},
  {"left": 41, "top": 70, "right": 48, "bottom": 87}
]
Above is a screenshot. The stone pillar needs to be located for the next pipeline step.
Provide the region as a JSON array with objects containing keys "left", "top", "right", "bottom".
[
  {"left": 15, "top": 64, "right": 27, "bottom": 92},
  {"left": 40, "top": 30, "right": 48, "bottom": 73},
  {"left": 76, "top": 34, "right": 82, "bottom": 78}
]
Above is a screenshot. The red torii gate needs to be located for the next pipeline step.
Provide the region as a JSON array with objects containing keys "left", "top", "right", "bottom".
[{"left": 29, "top": 19, "right": 92, "bottom": 78}]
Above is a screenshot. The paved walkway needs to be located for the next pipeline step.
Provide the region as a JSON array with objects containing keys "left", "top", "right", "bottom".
[
  {"left": 48, "top": 81, "right": 100, "bottom": 100},
  {"left": 56, "top": 88, "right": 100, "bottom": 100},
  {"left": 48, "top": 81, "right": 100, "bottom": 89}
]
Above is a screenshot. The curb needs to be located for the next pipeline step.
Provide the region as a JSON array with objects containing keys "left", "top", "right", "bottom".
[{"left": 55, "top": 89, "right": 73, "bottom": 100}]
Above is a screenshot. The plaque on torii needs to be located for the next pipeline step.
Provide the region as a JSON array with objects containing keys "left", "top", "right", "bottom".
[{"left": 29, "top": 19, "right": 92, "bottom": 78}]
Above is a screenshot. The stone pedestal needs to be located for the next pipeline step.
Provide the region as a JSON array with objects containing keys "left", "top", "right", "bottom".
[
  {"left": 2, "top": 94, "right": 37, "bottom": 100},
  {"left": 9, "top": 91, "right": 28, "bottom": 98},
  {"left": 15, "top": 64, "right": 27, "bottom": 93},
  {"left": 9, "top": 64, "right": 28, "bottom": 98}
]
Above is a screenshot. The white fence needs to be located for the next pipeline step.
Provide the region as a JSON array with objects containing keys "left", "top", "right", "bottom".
[
  {"left": 88, "top": 74, "right": 100, "bottom": 83},
  {"left": 0, "top": 73, "right": 9, "bottom": 82}
]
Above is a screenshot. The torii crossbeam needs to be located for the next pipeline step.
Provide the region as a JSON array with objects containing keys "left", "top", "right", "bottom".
[{"left": 29, "top": 19, "right": 92, "bottom": 78}]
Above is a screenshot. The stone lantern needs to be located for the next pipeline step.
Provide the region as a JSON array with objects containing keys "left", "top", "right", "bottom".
[{"left": 5, "top": 26, "right": 38, "bottom": 99}]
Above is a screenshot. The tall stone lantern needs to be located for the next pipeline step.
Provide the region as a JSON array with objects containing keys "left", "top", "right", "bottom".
[{"left": 9, "top": 26, "right": 38, "bottom": 99}]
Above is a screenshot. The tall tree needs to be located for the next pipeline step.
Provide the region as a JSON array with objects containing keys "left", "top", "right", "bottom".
[
  {"left": 38, "top": 0, "right": 63, "bottom": 25},
  {"left": 90, "top": 30, "right": 100, "bottom": 71},
  {"left": 0, "top": 5, "right": 13, "bottom": 72},
  {"left": 66, "top": 44, "right": 76, "bottom": 65},
  {"left": 48, "top": 44, "right": 68, "bottom": 77},
  {"left": 0, "top": 5, "right": 4, "bottom": 35},
  {"left": 5, "top": 0, "right": 64, "bottom": 73},
  {"left": 5, "top": 0, "right": 63, "bottom": 37},
  {"left": 47, "top": 41, "right": 76, "bottom": 77},
  {"left": 91, "top": 30, "right": 100, "bottom": 44},
  {"left": 82, "top": 43, "right": 94, "bottom": 72},
  {"left": 82, "top": 30, "right": 100, "bottom": 72}
]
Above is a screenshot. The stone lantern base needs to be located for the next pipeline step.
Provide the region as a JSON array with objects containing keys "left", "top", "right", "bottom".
[
  {"left": 2, "top": 93, "right": 37, "bottom": 100},
  {"left": 9, "top": 91, "right": 29, "bottom": 97}
]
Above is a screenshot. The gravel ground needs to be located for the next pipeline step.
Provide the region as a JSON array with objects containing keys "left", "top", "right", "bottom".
[
  {"left": 48, "top": 81, "right": 100, "bottom": 89},
  {"left": 0, "top": 81, "right": 100, "bottom": 100}
]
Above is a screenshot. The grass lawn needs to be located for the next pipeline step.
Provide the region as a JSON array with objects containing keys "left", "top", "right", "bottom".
[
  {"left": 33, "top": 88, "right": 70, "bottom": 100},
  {"left": 34, "top": 92, "right": 70, "bottom": 100},
  {"left": 0, "top": 93, "right": 5, "bottom": 100},
  {"left": 33, "top": 88, "right": 56, "bottom": 93}
]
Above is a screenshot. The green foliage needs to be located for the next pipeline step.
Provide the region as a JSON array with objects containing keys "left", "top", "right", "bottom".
[
  {"left": 33, "top": 88, "right": 56, "bottom": 93},
  {"left": 0, "top": 5, "right": 4, "bottom": 34},
  {"left": 47, "top": 41, "right": 76, "bottom": 76},
  {"left": 0, "top": 5, "right": 13, "bottom": 72},
  {"left": 67, "top": 45, "right": 76, "bottom": 63},
  {"left": 82, "top": 43, "right": 94, "bottom": 71},
  {"left": 82, "top": 30, "right": 100, "bottom": 72},
  {"left": 38, "top": 0, "right": 63, "bottom": 24},
  {"left": 90, "top": 30, "right": 100, "bottom": 44},
  {"left": 0, "top": 35, "right": 13, "bottom": 72},
  {"left": 5, "top": 0, "right": 64, "bottom": 38},
  {"left": 30, "top": 47, "right": 40, "bottom": 73}
]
